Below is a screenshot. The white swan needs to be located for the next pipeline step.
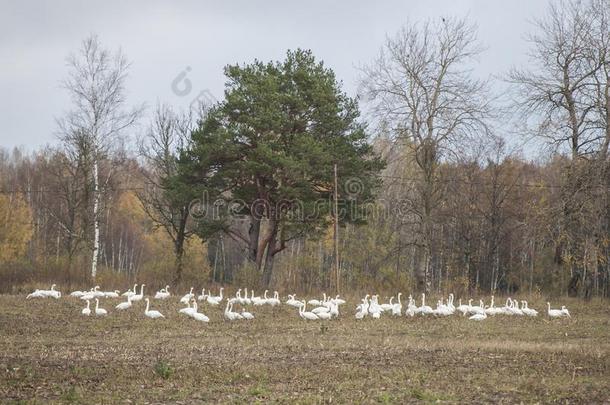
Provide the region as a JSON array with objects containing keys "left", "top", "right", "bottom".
[
  {"left": 180, "top": 287, "right": 194, "bottom": 304},
  {"left": 299, "top": 301, "right": 319, "bottom": 320},
  {"left": 418, "top": 293, "right": 433, "bottom": 315},
  {"left": 521, "top": 300, "right": 538, "bottom": 317},
  {"left": 103, "top": 290, "right": 120, "bottom": 298},
  {"left": 115, "top": 295, "right": 132, "bottom": 310},
  {"left": 469, "top": 312, "right": 487, "bottom": 321},
  {"left": 94, "top": 298, "right": 107, "bottom": 316},
  {"left": 267, "top": 291, "right": 281, "bottom": 306},
  {"left": 81, "top": 300, "right": 91, "bottom": 316},
  {"left": 391, "top": 293, "right": 403, "bottom": 316},
  {"left": 547, "top": 302, "right": 566, "bottom": 318},
  {"left": 191, "top": 301, "right": 209, "bottom": 322},
  {"left": 122, "top": 284, "right": 137, "bottom": 297},
  {"left": 224, "top": 300, "right": 239, "bottom": 321},
  {"left": 154, "top": 285, "right": 171, "bottom": 300},
  {"left": 144, "top": 298, "right": 164, "bottom": 319},
  {"left": 179, "top": 300, "right": 196, "bottom": 316},
  {"left": 241, "top": 309, "right": 255, "bottom": 320},
  {"left": 130, "top": 284, "right": 145, "bottom": 302}
]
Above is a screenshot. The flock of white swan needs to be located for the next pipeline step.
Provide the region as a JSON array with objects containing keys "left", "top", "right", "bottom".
[{"left": 25, "top": 284, "right": 572, "bottom": 322}]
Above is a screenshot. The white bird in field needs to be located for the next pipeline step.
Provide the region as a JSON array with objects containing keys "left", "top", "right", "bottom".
[
  {"left": 379, "top": 296, "right": 395, "bottom": 312},
  {"left": 94, "top": 298, "right": 107, "bottom": 316},
  {"left": 469, "top": 312, "right": 487, "bottom": 321},
  {"left": 179, "top": 300, "right": 196, "bottom": 317},
  {"left": 242, "top": 288, "right": 252, "bottom": 305},
  {"left": 180, "top": 287, "right": 194, "bottom": 304},
  {"left": 206, "top": 288, "right": 222, "bottom": 306},
  {"left": 547, "top": 302, "right": 567, "bottom": 318},
  {"left": 561, "top": 305, "right": 571, "bottom": 318},
  {"left": 418, "top": 293, "right": 434, "bottom": 316},
  {"left": 154, "top": 285, "right": 171, "bottom": 300},
  {"left": 70, "top": 289, "right": 86, "bottom": 298},
  {"left": 368, "top": 295, "right": 383, "bottom": 318},
  {"left": 103, "top": 290, "right": 120, "bottom": 298},
  {"left": 285, "top": 294, "right": 300, "bottom": 307},
  {"left": 190, "top": 301, "right": 209, "bottom": 322},
  {"left": 312, "top": 305, "right": 330, "bottom": 315},
  {"left": 241, "top": 309, "right": 255, "bottom": 320},
  {"left": 456, "top": 298, "right": 469, "bottom": 316},
  {"left": 308, "top": 293, "right": 325, "bottom": 307},
  {"left": 115, "top": 295, "right": 132, "bottom": 310},
  {"left": 520, "top": 300, "right": 538, "bottom": 317},
  {"left": 26, "top": 289, "right": 46, "bottom": 299},
  {"left": 267, "top": 291, "right": 281, "bottom": 306},
  {"left": 91, "top": 286, "right": 105, "bottom": 298},
  {"left": 130, "top": 284, "right": 145, "bottom": 302},
  {"left": 144, "top": 298, "right": 164, "bottom": 319},
  {"left": 122, "top": 284, "right": 137, "bottom": 297},
  {"left": 254, "top": 290, "right": 269, "bottom": 306},
  {"left": 485, "top": 296, "right": 502, "bottom": 316},
  {"left": 391, "top": 293, "right": 403, "bottom": 316},
  {"left": 79, "top": 288, "right": 96, "bottom": 301},
  {"left": 81, "top": 300, "right": 91, "bottom": 316},
  {"left": 197, "top": 288, "right": 207, "bottom": 301},
  {"left": 208, "top": 287, "right": 224, "bottom": 303},
  {"left": 405, "top": 295, "right": 416, "bottom": 317},
  {"left": 224, "top": 301, "right": 241, "bottom": 321},
  {"left": 299, "top": 301, "right": 319, "bottom": 320},
  {"left": 27, "top": 284, "right": 61, "bottom": 299},
  {"left": 331, "top": 295, "right": 346, "bottom": 306}
]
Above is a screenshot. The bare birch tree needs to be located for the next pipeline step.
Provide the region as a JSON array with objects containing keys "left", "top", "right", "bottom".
[{"left": 57, "top": 35, "right": 140, "bottom": 279}]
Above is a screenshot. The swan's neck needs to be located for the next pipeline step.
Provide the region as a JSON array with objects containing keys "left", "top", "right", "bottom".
[{"left": 145, "top": 299, "right": 150, "bottom": 312}]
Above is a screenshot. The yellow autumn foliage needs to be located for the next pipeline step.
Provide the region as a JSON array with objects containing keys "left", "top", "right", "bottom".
[{"left": 0, "top": 194, "right": 33, "bottom": 263}]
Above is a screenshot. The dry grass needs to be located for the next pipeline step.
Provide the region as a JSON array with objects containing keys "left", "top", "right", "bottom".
[{"left": 0, "top": 294, "right": 609, "bottom": 403}]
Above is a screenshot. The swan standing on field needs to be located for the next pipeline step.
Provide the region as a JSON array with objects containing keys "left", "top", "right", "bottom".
[
  {"left": 94, "top": 298, "right": 107, "bottom": 316},
  {"left": 418, "top": 293, "right": 434, "bottom": 315},
  {"left": 561, "top": 305, "right": 571, "bottom": 318},
  {"left": 130, "top": 284, "right": 145, "bottom": 302},
  {"left": 299, "top": 301, "right": 319, "bottom": 320},
  {"left": 190, "top": 301, "right": 210, "bottom": 322},
  {"left": 144, "top": 298, "right": 164, "bottom": 319},
  {"left": 103, "top": 290, "right": 120, "bottom": 298},
  {"left": 70, "top": 289, "right": 86, "bottom": 298},
  {"left": 547, "top": 302, "right": 567, "bottom": 318},
  {"left": 115, "top": 295, "right": 132, "bottom": 310},
  {"left": 521, "top": 301, "right": 538, "bottom": 317},
  {"left": 81, "top": 300, "right": 91, "bottom": 316},
  {"left": 207, "top": 288, "right": 222, "bottom": 306},
  {"left": 179, "top": 300, "right": 196, "bottom": 316},
  {"left": 267, "top": 291, "right": 281, "bottom": 306},
  {"left": 122, "top": 284, "right": 137, "bottom": 297},
  {"left": 392, "top": 293, "right": 403, "bottom": 316},
  {"left": 180, "top": 287, "right": 194, "bottom": 304},
  {"left": 154, "top": 285, "right": 171, "bottom": 300},
  {"left": 224, "top": 300, "right": 238, "bottom": 321}
]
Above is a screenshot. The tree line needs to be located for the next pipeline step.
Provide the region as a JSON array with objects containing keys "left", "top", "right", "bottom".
[{"left": 0, "top": 0, "right": 608, "bottom": 298}]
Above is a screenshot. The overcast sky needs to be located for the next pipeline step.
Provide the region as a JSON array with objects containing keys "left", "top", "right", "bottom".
[{"left": 0, "top": 0, "right": 550, "bottom": 152}]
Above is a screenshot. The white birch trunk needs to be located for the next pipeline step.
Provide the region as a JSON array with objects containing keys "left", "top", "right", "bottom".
[{"left": 91, "top": 159, "right": 100, "bottom": 279}]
